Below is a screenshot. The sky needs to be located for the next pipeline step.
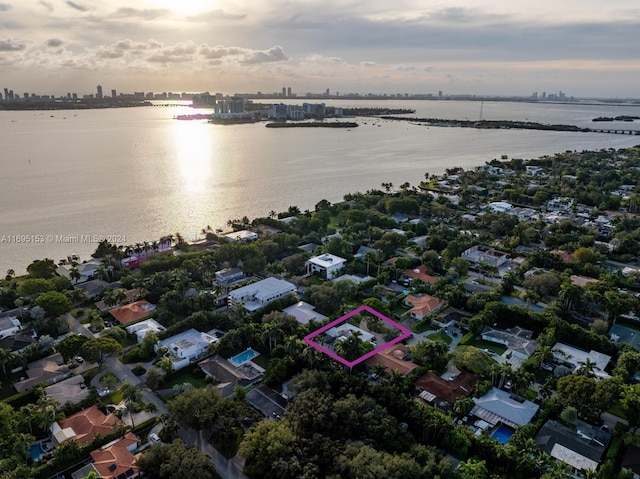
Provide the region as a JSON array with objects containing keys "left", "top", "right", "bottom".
[{"left": 0, "top": 0, "right": 639, "bottom": 98}]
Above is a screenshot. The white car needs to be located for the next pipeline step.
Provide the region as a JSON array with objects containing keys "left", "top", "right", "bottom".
[{"left": 149, "top": 433, "right": 161, "bottom": 444}]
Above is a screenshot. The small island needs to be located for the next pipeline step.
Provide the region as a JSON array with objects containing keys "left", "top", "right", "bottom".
[{"left": 265, "top": 121, "right": 358, "bottom": 128}]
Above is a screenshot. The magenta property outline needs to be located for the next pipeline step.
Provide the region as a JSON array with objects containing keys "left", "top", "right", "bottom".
[{"left": 303, "top": 304, "right": 412, "bottom": 368}]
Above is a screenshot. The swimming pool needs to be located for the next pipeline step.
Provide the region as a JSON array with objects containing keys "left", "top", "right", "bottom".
[
  {"left": 490, "top": 425, "right": 514, "bottom": 444},
  {"left": 229, "top": 348, "right": 260, "bottom": 367},
  {"left": 28, "top": 442, "right": 46, "bottom": 461}
]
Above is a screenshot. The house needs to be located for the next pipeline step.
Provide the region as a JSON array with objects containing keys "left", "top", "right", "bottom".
[
  {"left": 415, "top": 371, "right": 477, "bottom": 411},
  {"left": 282, "top": 301, "right": 327, "bottom": 325},
  {"left": 0, "top": 316, "right": 21, "bottom": 339},
  {"left": 570, "top": 275, "right": 599, "bottom": 288},
  {"left": 390, "top": 213, "right": 409, "bottom": 223},
  {"left": 488, "top": 201, "right": 513, "bottom": 213},
  {"left": 547, "top": 197, "right": 574, "bottom": 212},
  {"left": 402, "top": 265, "right": 438, "bottom": 285},
  {"left": 228, "top": 278, "right": 296, "bottom": 313},
  {"left": 225, "top": 230, "right": 258, "bottom": 242},
  {"left": 246, "top": 385, "right": 287, "bottom": 419},
  {"left": 45, "top": 375, "right": 90, "bottom": 408},
  {"left": 215, "top": 267, "right": 245, "bottom": 285},
  {"left": 535, "top": 420, "right": 611, "bottom": 473},
  {"left": 125, "top": 318, "right": 166, "bottom": 343},
  {"left": 354, "top": 245, "right": 379, "bottom": 260},
  {"left": 56, "top": 258, "right": 103, "bottom": 284},
  {"left": 14, "top": 353, "right": 71, "bottom": 393},
  {"left": 471, "top": 388, "right": 539, "bottom": 428},
  {"left": 404, "top": 294, "right": 446, "bottom": 320},
  {"left": 74, "top": 432, "right": 140, "bottom": 479},
  {"left": 109, "top": 300, "right": 156, "bottom": 325},
  {"left": 364, "top": 344, "right": 418, "bottom": 376},
  {"left": 0, "top": 329, "right": 36, "bottom": 352},
  {"left": 94, "top": 288, "right": 141, "bottom": 311},
  {"left": 199, "top": 355, "right": 264, "bottom": 398},
  {"left": 325, "top": 323, "right": 375, "bottom": 345},
  {"left": 305, "top": 253, "right": 347, "bottom": 279},
  {"left": 51, "top": 405, "right": 122, "bottom": 446},
  {"left": 461, "top": 245, "right": 508, "bottom": 267},
  {"left": 480, "top": 326, "right": 537, "bottom": 363},
  {"left": 552, "top": 342, "right": 611, "bottom": 379},
  {"left": 156, "top": 328, "right": 218, "bottom": 370},
  {"left": 621, "top": 445, "right": 640, "bottom": 478},
  {"left": 331, "top": 274, "right": 373, "bottom": 285}
]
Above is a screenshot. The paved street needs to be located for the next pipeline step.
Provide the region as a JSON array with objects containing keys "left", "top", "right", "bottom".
[{"left": 178, "top": 427, "right": 249, "bottom": 479}]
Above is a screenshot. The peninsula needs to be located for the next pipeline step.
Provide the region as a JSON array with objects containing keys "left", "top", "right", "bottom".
[
  {"left": 4, "top": 146, "right": 640, "bottom": 478},
  {"left": 265, "top": 121, "right": 358, "bottom": 128}
]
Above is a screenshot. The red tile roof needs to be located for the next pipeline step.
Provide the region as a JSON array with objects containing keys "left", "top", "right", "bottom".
[
  {"left": 90, "top": 432, "right": 139, "bottom": 479},
  {"left": 59, "top": 405, "right": 122, "bottom": 445},
  {"left": 404, "top": 294, "right": 445, "bottom": 319},
  {"left": 364, "top": 344, "right": 418, "bottom": 375},
  {"left": 403, "top": 265, "right": 438, "bottom": 285},
  {"left": 109, "top": 300, "right": 155, "bottom": 325},
  {"left": 414, "top": 371, "right": 477, "bottom": 405}
]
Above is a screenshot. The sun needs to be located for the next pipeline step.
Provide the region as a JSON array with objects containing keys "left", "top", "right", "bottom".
[{"left": 146, "top": 0, "right": 211, "bottom": 15}]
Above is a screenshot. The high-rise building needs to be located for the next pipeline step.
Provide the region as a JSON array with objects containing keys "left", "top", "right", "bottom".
[
  {"left": 96, "top": 85, "right": 103, "bottom": 99},
  {"left": 3, "top": 88, "right": 8, "bottom": 101},
  {"left": 287, "top": 86, "right": 292, "bottom": 97},
  {"left": 111, "top": 89, "right": 116, "bottom": 98},
  {"left": 282, "top": 86, "right": 286, "bottom": 97}
]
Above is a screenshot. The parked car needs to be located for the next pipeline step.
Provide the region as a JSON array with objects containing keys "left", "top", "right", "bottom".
[{"left": 149, "top": 433, "right": 161, "bottom": 444}]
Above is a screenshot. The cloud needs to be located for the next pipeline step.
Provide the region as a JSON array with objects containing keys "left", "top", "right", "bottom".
[
  {"left": 66, "top": 1, "right": 87, "bottom": 12},
  {"left": 242, "top": 45, "right": 287, "bottom": 64},
  {"left": 94, "top": 39, "right": 162, "bottom": 59},
  {"left": 188, "top": 9, "right": 247, "bottom": 22},
  {"left": 113, "top": 8, "right": 170, "bottom": 20},
  {"left": 0, "top": 4, "right": 11, "bottom": 12},
  {"left": 360, "top": 61, "right": 378, "bottom": 67},
  {"left": 46, "top": 38, "right": 63, "bottom": 47},
  {"left": 199, "top": 44, "right": 245, "bottom": 60},
  {"left": 147, "top": 41, "right": 198, "bottom": 63},
  {"left": 39, "top": 1, "right": 53, "bottom": 13},
  {"left": 0, "top": 38, "right": 26, "bottom": 51}
]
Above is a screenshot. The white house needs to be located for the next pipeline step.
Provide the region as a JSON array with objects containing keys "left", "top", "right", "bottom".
[
  {"left": 326, "top": 323, "right": 376, "bottom": 345},
  {"left": 157, "top": 328, "right": 218, "bottom": 370},
  {"left": 0, "top": 316, "right": 21, "bottom": 339},
  {"left": 125, "top": 318, "right": 166, "bottom": 343},
  {"left": 461, "top": 245, "right": 508, "bottom": 267},
  {"left": 306, "top": 253, "right": 347, "bottom": 279},
  {"left": 488, "top": 201, "right": 513, "bottom": 213},
  {"left": 225, "top": 230, "right": 258, "bottom": 242},
  {"left": 228, "top": 278, "right": 297, "bottom": 313},
  {"left": 282, "top": 301, "right": 327, "bottom": 325},
  {"left": 552, "top": 342, "right": 611, "bottom": 379},
  {"left": 55, "top": 258, "right": 103, "bottom": 283},
  {"left": 215, "top": 267, "right": 244, "bottom": 284}
]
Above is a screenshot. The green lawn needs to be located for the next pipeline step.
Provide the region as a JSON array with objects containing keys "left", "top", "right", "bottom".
[
  {"left": 427, "top": 330, "right": 452, "bottom": 345},
  {"left": 161, "top": 368, "right": 208, "bottom": 390},
  {"left": 412, "top": 319, "right": 433, "bottom": 334},
  {"left": 467, "top": 338, "right": 507, "bottom": 355},
  {"left": 250, "top": 353, "right": 270, "bottom": 370},
  {"left": 606, "top": 402, "right": 627, "bottom": 420}
]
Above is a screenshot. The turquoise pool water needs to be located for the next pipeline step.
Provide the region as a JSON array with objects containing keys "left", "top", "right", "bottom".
[
  {"left": 229, "top": 348, "right": 259, "bottom": 367},
  {"left": 490, "top": 425, "right": 514, "bottom": 444}
]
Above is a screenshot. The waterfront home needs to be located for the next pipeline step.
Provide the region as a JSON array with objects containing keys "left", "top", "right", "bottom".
[
  {"left": 224, "top": 230, "right": 258, "bottom": 242},
  {"left": 227, "top": 277, "right": 296, "bottom": 313},
  {"left": 56, "top": 258, "right": 103, "bottom": 284}
]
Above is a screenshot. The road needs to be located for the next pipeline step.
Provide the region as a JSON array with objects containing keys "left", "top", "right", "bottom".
[
  {"left": 179, "top": 427, "right": 249, "bottom": 479},
  {"left": 63, "top": 311, "right": 93, "bottom": 337}
]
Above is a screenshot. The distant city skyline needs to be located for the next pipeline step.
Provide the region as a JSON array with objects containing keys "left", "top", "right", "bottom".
[{"left": 0, "top": 1, "right": 638, "bottom": 98}]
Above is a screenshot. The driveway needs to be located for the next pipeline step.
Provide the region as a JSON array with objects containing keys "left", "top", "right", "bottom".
[
  {"left": 63, "top": 312, "right": 93, "bottom": 337},
  {"left": 178, "top": 427, "right": 249, "bottom": 479}
]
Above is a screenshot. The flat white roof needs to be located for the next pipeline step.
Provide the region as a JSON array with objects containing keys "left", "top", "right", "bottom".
[
  {"left": 552, "top": 342, "right": 611, "bottom": 376},
  {"left": 282, "top": 301, "right": 327, "bottom": 325},
  {"left": 229, "top": 278, "right": 296, "bottom": 302},
  {"left": 307, "top": 253, "right": 347, "bottom": 269},
  {"left": 551, "top": 443, "right": 598, "bottom": 471},
  {"left": 326, "top": 323, "right": 375, "bottom": 343}
]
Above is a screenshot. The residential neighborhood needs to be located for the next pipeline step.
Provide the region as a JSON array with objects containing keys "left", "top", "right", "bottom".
[{"left": 4, "top": 147, "right": 640, "bottom": 478}]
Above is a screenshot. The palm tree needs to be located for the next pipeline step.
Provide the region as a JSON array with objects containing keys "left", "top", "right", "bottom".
[
  {"left": 114, "top": 288, "right": 127, "bottom": 306},
  {"left": 576, "top": 358, "right": 597, "bottom": 377},
  {"left": 69, "top": 267, "right": 81, "bottom": 284},
  {"left": 35, "top": 392, "right": 60, "bottom": 432}
]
